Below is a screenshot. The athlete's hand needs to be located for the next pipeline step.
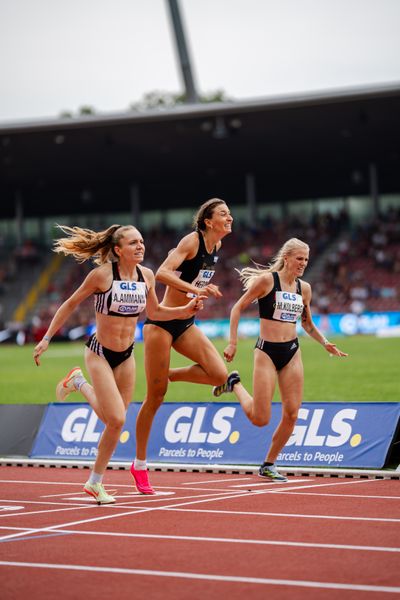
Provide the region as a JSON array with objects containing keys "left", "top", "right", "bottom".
[
  {"left": 185, "top": 294, "right": 207, "bottom": 315},
  {"left": 201, "top": 283, "right": 222, "bottom": 299},
  {"left": 324, "top": 342, "right": 348, "bottom": 357},
  {"left": 33, "top": 338, "right": 50, "bottom": 366},
  {"left": 223, "top": 343, "right": 237, "bottom": 362}
]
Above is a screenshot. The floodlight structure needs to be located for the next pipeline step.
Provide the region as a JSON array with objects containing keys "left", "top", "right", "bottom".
[{"left": 166, "top": 0, "right": 199, "bottom": 103}]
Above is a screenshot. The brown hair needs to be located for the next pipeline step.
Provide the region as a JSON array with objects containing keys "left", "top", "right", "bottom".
[
  {"left": 53, "top": 224, "right": 135, "bottom": 265},
  {"left": 192, "top": 198, "right": 227, "bottom": 231}
]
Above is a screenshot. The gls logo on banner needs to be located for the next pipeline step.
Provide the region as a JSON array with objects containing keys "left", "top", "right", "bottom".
[
  {"left": 164, "top": 406, "right": 236, "bottom": 444},
  {"left": 61, "top": 408, "right": 101, "bottom": 443},
  {"left": 287, "top": 407, "right": 358, "bottom": 447}
]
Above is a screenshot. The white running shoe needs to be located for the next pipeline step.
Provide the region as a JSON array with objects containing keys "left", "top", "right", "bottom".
[
  {"left": 55, "top": 367, "right": 83, "bottom": 401},
  {"left": 83, "top": 481, "right": 116, "bottom": 505}
]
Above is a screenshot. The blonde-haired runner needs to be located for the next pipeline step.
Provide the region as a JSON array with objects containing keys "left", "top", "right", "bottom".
[
  {"left": 33, "top": 224, "right": 204, "bottom": 503},
  {"left": 213, "top": 238, "right": 348, "bottom": 481}
]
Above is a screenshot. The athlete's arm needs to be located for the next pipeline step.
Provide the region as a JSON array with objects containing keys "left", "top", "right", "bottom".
[
  {"left": 156, "top": 233, "right": 222, "bottom": 299},
  {"left": 224, "top": 274, "right": 271, "bottom": 362},
  {"left": 301, "top": 282, "right": 348, "bottom": 357},
  {"left": 33, "top": 266, "right": 108, "bottom": 365},
  {"left": 143, "top": 267, "right": 205, "bottom": 320}
]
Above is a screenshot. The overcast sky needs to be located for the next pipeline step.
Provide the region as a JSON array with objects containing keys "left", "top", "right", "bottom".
[{"left": 1, "top": 0, "right": 399, "bottom": 123}]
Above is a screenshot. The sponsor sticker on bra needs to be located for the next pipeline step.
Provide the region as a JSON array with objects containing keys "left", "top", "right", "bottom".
[
  {"left": 272, "top": 291, "right": 303, "bottom": 322},
  {"left": 110, "top": 280, "right": 147, "bottom": 314}
]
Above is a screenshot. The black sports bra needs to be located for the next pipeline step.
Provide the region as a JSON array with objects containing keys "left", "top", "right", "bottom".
[
  {"left": 258, "top": 272, "right": 303, "bottom": 323},
  {"left": 94, "top": 263, "right": 148, "bottom": 317},
  {"left": 175, "top": 231, "right": 219, "bottom": 293}
]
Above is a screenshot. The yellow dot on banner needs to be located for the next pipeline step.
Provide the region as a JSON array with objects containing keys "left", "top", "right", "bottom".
[
  {"left": 120, "top": 431, "right": 130, "bottom": 444},
  {"left": 350, "top": 433, "right": 362, "bottom": 447},
  {"left": 229, "top": 431, "right": 240, "bottom": 444}
]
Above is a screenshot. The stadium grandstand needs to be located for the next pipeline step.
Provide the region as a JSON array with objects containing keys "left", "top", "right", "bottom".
[{"left": 0, "top": 82, "right": 399, "bottom": 340}]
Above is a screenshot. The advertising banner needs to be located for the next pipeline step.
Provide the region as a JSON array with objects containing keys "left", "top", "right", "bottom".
[
  {"left": 30, "top": 403, "right": 139, "bottom": 462},
  {"left": 30, "top": 401, "right": 400, "bottom": 469},
  {"left": 196, "top": 312, "right": 400, "bottom": 339}
]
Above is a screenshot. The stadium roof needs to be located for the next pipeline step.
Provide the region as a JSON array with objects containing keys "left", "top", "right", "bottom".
[{"left": 0, "top": 82, "right": 399, "bottom": 219}]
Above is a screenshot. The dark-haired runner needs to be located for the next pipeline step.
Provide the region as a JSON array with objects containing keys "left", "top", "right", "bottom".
[{"left": 132, "top": 199, "right": 233, "bottom": 493}]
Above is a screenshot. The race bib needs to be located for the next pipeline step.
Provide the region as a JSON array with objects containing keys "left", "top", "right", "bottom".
[
  {"left": 272, "top": 290, "right": 303, "bottom": 322},
  {"left": 185, "top": 268, "right": 216, "bottom": 297},
  {"left": 109, "top": 280, "right": 147, "bottom": 315}
]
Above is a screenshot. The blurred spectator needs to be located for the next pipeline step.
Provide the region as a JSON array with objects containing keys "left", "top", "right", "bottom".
[
  {"left": 4, "top": 205, "right": 400, "bottom": 339},
  {"left": 350, "top": 298, "right": 366, "bottom": 315},
  {"left": 14, "top": 240, "right": 40, "bottom": 265}
]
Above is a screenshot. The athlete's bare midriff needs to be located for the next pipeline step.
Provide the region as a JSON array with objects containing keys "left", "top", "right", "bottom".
[
  {"left": 95, "top": 312, "right": 138, "bottom": 351},
  {"left": 259, "top": 318, "right": 298, "bottom": 343}
]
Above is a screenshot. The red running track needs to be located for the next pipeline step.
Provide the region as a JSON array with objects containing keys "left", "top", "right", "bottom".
[{"left": 0, "top": 466, "right": 399, "bottom": 600}]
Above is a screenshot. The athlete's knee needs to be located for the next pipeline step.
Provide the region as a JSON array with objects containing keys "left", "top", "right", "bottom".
[
  {"left": 210, "top": 365, "right": 228, "bottom": 386},
  {"left": 283, "top": 407, "right": 299, "bottom": 425},
  {"left": 106, "top": 413, "right": 126, "bottom": 431},
  {"left": 251, "top": 413, "right": 270, "bottom": 428},
  {"left": 143, "top": 392, "right": 166, "bottom": 413}
]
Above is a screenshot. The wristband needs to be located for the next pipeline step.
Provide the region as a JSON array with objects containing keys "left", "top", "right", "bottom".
[
  {"left": 43, "top": 335, "right": 51, "bottom": 342},
  {"left": 323, "top": 338, "right": 329, "bottom": 346}
]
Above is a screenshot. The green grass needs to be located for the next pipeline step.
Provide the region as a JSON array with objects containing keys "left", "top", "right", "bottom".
[{"left": 0, "top": 335, "right": 398, "bottom": 404}]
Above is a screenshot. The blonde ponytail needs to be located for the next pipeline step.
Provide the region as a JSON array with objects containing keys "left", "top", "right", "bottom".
[{"left": 53, "top": 224, "right": 134, "bottom": 266}]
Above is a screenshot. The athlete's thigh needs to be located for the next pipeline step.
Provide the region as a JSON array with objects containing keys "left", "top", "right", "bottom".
[
  {"left": 113, "top": 355, "right": 136, "bottom": 409},
  {"left": 143, "top": 324, "right": 172, "bottom": 395},
  {"left": 252, "top": 348, "right": 277, "bottom": 420},
  {"left": 277, "top": 349, "right": 304, "bottom": 412},
  {"left": 84, "top": 348, "right": 125, "bottom": 421},
  {"left": 172, "top": 325, "right": 225, "bottom": 371}
]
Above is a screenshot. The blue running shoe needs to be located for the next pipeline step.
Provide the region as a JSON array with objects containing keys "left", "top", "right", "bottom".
[
  {"left": 212, "top": 371, "right": 240, "bottom": 397},
  {"left": 258, "top": 464, "right": 288, "bottom": 482}
]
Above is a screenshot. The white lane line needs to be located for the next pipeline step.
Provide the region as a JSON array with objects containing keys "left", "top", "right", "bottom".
[
  {"left": 36, "top": 528, "right": 400, "bottom": 554},
  {"left": 1, "top": 524, "right": 399, "bottom": 554},
  {"left": 65, "top": 492, "right": 175, "bottom": 502},
  {"left": 0, "top": 480, "right": 126, "bottom": 487},
  {"left": 0, "top": 526, "right": 47, "bottom": 532},
  {"left": 0, "top": 561, "right": 398, "bottom": 594},
  {"left": 41, "top": 490, "right": 174, "bottom": 498},
  {"left": 0, "top": 500, "right": 97, "bottom": 519},
  {"left": 0, "top": 505, "right": 107, "bottom": 519},
  {"left": 0, "top": 489, "right": 261, "bottom": 542},
  {"left": 180, "top": 477, "right": 251, "bottom": 485},
  {"left": 149, "top": 486, "right": 247, "bottom": 493},
  {"left": 276, "top": 491, "right": 400, "bottom": 500},
  {"left": 163, "top": 507, "right": 400, "bottom": 523},
  {"left": 0, "top": 488, "right": 254, "bottom": 512},
  {"left": 263, "top": 478, "right": 385, "bottom": 493},
  {"left": 232, "top": 479, "right": 307, "bottom": 488},
  {"left": 0, "top": 508, "right": 155, "bottom": 542}
]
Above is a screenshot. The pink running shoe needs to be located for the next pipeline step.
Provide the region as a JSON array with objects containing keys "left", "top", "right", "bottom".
[{"left": 130, "top": 464, "right": 155, "bottom": 495}]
